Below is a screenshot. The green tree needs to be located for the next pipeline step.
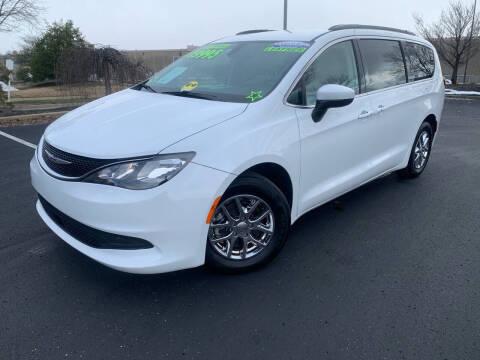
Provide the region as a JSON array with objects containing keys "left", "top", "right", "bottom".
[
  {"left": 16, "top": 66, "right": 31, "bottom": 81},
  {"left": 28, "top": 20, "right": 86, "bottom": 82},
  {"left": 15, "top": 36, "right": 35, "bottom": 67}
]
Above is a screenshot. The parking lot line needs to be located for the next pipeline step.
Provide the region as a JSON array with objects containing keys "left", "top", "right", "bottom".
[{"left": 0, "top": 130, "right": 37, "bottom": 150}]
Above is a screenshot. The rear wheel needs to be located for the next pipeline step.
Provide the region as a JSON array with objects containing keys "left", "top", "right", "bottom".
[
  {"left": 205, "top": 173, "right": 290, "bottom": 272},
  {"left": 399, "top": 122, "right": 433, "bottom": 178}
]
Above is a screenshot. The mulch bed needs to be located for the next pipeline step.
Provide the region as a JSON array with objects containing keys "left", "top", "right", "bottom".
[
  {"left": 0, "top": 105, "right": 80, "bottom": 127},
  {"left": 0, "top": 105, "right": 77, "bottom": 118},
  {"left": 0, "top": 111, "right": 67, "bottom": 127}
]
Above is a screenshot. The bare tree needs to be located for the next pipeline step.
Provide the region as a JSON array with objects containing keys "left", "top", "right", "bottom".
[
  {"left": 56, "top": 46, "right": 151, "bottom": 97},
  {"left": 93, "top": 47, "right": 150, "bottom": 95},
  {"left": 414, "top": 1, "right": 480, "bottom": 84},
  {"left": 0, "top": 0, "right": 43, "bottom": 32}
]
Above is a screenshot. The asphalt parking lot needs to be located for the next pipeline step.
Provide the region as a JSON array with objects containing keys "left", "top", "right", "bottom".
[{"left": 1, "top": 98, "right": 479, "bottom": 360}]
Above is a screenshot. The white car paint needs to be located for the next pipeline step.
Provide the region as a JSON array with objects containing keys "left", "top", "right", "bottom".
[
  {"left": 31, "top": 27, "right": 445, "bottom": 273},
  {"left": 316, "top": 84, "right": 355, "bottom": 101},
  {"left": 43, "top": 90, "right": 247, "bottom": 158}
]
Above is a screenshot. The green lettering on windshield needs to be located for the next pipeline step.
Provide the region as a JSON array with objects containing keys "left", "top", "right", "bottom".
[
  {"left": 187, "top": 44, "right": 231, "bottom": 60},
  {"left": 187, "top": 49, "right": 223, "bottom": 59},
  {"left": 206, "top": 43, "right": 231, "bottom": 49},
  {"left": 264, "top": 46, "right": 307, "bottom": 53}
]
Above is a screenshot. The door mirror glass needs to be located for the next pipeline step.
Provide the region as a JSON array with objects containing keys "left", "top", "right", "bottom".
[{"left": 312, "top": 84, "right": 355, "bottom": 122}]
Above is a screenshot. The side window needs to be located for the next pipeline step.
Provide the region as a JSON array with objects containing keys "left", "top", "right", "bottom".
[
  {"left": 358, "top": 39, "right": 406, "bottom": 92},
  {"left": 288, "top": 41, "right": 359, "bottom": 106},
  {"left": 404, "top": 42, "right": 435, "bottom": 82}
]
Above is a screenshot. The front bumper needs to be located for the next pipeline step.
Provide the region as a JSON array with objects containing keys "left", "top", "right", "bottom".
[{"left": 30, "top": 152, "right": 234, "bottom": 274}]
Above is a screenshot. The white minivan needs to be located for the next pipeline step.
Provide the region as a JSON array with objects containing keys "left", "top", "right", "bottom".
[{"left": 31, "top": 25, "right": 445, "bottom": 274}]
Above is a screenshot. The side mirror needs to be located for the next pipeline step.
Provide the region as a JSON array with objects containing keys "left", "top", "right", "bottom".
[{"left": 312, "top": 84, "right": 355, "bottom": 122}]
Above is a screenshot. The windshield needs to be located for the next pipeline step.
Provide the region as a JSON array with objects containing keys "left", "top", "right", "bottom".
[{"left": 142, "top": 41, "right": 311, "bottom": 103}]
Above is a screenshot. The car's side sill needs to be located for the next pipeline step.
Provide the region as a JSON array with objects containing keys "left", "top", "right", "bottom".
[{"left": 291, "top": 167, "right": 400, "bottom": 224}]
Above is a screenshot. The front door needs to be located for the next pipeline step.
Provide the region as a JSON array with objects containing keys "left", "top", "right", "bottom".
[{"left": 289, "top": 40, "right": 382, "bottom": 215}]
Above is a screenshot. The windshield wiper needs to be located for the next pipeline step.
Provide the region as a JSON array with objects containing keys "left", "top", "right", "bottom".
[
  {"left": 137, "top": 82, "right": 157, "bottom": 93},
  {"left": 160, "top": 91, "right": 218, "bottom": 101}
]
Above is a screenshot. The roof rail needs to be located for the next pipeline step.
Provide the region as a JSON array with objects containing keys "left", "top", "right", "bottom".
[
  {"left": 236, "top": 29, "right": 274, "bottom": 35},
  {"left": 329, "top": 24, "right": 415, "bottom": 36}
]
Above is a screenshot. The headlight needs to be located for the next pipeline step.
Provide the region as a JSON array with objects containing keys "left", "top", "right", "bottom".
[{"left": 84, "top": 152, "right": 195, "bottom": 190}]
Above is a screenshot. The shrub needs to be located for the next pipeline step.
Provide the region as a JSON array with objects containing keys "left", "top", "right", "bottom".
[
  {"left": 0, "top": 88, "right": 13, "bottom": 109},
  {"left": 16, "top": 67, "right": 32, "bottom": 82}
]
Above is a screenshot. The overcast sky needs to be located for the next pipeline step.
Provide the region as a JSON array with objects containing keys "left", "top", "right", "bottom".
[{"left": 0, "top": 0, "right": 455, "bottom": 53}]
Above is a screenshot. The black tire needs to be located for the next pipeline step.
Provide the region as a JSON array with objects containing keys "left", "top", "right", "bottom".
[
  {"left": 399, "top": 122, "right": 434, "bottom": 179},
  {"left": 205, "top": 172, "right": 291, "bottom": 273}
]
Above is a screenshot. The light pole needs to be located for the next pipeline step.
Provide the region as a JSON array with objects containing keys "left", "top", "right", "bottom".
[
  {"left": 463, "top": 0, "right": 477, "bottom": 84},
  {"left": 283, "top": 0, "right": 288, "bottom": 30}
]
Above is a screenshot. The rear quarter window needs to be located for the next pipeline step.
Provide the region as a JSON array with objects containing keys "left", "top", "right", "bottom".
[
  {"left": 403, "top": 42, "right": 435, "bottom": 82},
  {"left": 358, "top": 39, "right": 407, "bottom": 92}
]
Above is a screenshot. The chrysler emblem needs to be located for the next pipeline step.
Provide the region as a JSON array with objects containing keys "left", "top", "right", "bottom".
[{"left": 44, "top": 149, "right": 72, "bottom": 165}]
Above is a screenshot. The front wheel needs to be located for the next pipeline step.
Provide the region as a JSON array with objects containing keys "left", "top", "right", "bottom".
[
  {"left": 399, "top": 122, "right": 434, "bottom": 178},
  {"left": 205, "top": 173, "right": 290, "bottom": 273}
]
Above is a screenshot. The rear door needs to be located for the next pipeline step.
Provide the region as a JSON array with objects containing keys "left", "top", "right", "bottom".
[
  {"left": 401, "top": 42, "right": 437, "bottom": 144},
  {"left": 356, "top": 38, "right": 410, "bottom": 168}
]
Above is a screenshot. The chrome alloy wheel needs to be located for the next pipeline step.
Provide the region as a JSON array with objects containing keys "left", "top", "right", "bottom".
[
  {"left": 413, "top": 131, "right": 431, "bottom": 169},
  {"left": 208, "top": 195, "right": 275, "bottom": 260}
]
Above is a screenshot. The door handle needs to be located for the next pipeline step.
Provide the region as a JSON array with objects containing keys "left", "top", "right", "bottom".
[{"left": 358, "top": 110, "right": 372, "bottom": 119}]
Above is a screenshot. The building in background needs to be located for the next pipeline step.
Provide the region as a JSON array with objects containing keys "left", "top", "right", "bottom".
[{"left": 123, "top": 46, "right": 196, "bottom": 74}]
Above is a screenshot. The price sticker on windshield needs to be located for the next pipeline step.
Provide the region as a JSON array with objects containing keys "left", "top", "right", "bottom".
[
  {"left": 264, "top": 41, "right": 310, "bottom": 53},
  {"left": 187, "top": 44, "right": 231, "bottom": 60}
]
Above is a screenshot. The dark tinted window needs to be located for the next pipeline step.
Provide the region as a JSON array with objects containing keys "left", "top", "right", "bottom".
[
  {"left": 359, "top": 39, "right": 406, "bottom": 92},
  {"left": 288, "top": 41, "right": 359, "bottom": 106},
  {"left": 403, "top": 42, "right": 435, "bottom": 82}
]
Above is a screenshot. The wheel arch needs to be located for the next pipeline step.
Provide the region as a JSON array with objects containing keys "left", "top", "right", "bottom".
[
  {"left": 236, "top": 162, "right": 294, "bottom": 210},
  {"left": 424, "top": 114, "right": 438, "bottom": 135}
]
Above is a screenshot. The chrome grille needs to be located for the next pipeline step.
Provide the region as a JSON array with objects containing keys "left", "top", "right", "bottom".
[{"left": 41, "top": 141, "right": 115, "bottom": 178}]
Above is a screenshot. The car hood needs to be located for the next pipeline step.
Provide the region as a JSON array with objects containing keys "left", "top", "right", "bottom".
[{"left": 44, "top": 89, "right": 248, "bottom": 158}]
